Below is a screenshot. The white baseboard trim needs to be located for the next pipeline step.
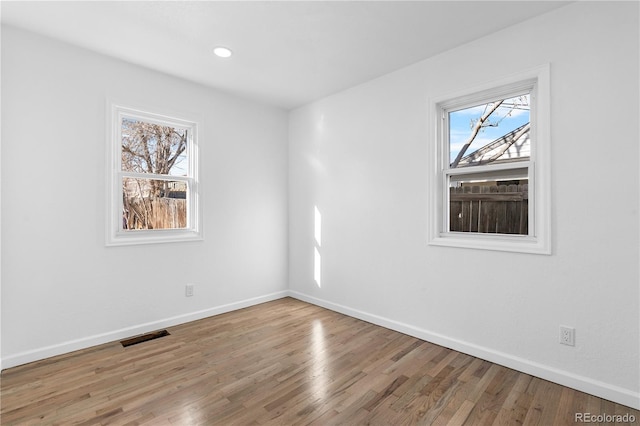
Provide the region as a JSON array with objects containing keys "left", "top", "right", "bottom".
[
  {"left": 2, "top": 290, "right": 289, "bottom": 370},
  {"left": 288, "top": 290, "right": 640, "bottom": 410}
]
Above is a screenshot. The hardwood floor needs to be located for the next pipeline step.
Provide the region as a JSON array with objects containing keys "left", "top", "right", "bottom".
[{"left": 2, "top": 298, "right": 638, "bottom": 425}]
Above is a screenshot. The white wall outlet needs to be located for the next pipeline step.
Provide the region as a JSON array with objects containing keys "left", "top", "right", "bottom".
[
  {"left": 185, "top": 284, "right": 194, "bottom": 297},
  {"left": 559, "top": 325, "right": 575, "bottom": 346}
]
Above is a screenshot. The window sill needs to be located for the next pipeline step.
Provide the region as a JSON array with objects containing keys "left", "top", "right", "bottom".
[
  {"left": 429, "top": 232, "right": 550, "bottom": 255},
  {"left": 106, "top": 229, "right": 203, "bottom": 247}
]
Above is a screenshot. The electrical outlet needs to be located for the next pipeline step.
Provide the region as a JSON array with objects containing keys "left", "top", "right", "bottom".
[
  {"left": 559, "top": 325, "right": 575, "bottom": 346},
  {"left": 185, "top": 284, "right": 194, "bottom": 297}
]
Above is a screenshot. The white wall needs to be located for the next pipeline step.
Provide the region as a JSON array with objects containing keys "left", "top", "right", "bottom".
[
  {"left": 1, "top": 26, "right": 289, "bottom": 367},
  {"left": 289, "top": 2, "right": 639, "bottom": 408}
]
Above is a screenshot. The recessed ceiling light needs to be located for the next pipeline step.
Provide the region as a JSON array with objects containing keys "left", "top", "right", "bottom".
[{"left": 213, "top": 46, "right": 233, "bottom": 58}]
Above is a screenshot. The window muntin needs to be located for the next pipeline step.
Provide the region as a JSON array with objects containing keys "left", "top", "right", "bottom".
[{"left": 107, "top": 105, "right": 201, "bottom": 245}]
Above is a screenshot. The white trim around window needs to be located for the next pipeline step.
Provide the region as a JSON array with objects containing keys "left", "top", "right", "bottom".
[
  {"left": 106, "top": 103, "right": 203, "bottom": 246},
  {"left": 427, "top": 64, "right": 551, "bottom": 254}
]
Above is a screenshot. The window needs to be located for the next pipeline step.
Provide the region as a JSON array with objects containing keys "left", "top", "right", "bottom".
[
  {"left": 107, "top": 105, "right": 202, "bottom": 245},
  {"left": 428, "top": 65, "right": 550, "bottom": 254}
]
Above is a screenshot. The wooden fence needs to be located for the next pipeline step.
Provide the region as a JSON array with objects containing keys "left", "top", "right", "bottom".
[
  {"left": 123, "top": 197, "right": 187, "bottom": 230},
  {"left": 449, "top": 184, "right": 528, "bottom": 234}
]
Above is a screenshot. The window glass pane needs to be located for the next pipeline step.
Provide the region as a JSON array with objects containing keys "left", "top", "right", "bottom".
[
  {"left": 449, "top": 173, "right": 528, "bottom": 235},
  {"left": 121, "top": 118, "right": 188, "bottom": 176},
  {"left": 449, "top": 94, "right": 530, "bottom": 168},
  {"left": 122, "top": 178, "right": 187, "bottom": 230}
]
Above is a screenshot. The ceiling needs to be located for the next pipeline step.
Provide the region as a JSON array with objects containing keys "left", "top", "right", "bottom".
[{"left": 1, "top": 1, "right": 570, "bottom": 110}]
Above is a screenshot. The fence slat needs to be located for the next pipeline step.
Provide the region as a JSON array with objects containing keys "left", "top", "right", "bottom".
[
  {"left": 449, "top": 186, "right": 528, "bottom": 235},
  {"left": 123, "top": 197, "right": 187, "bottom": 230}
]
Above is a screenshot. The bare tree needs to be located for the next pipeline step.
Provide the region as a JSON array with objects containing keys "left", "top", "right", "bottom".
[{"left": 121, "top": 120, "right": 188, "bottom": 229}]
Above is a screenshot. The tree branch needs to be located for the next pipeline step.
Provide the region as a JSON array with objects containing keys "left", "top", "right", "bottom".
[{"left": 450, "top": 100, "right": 503, "bottom": 168}]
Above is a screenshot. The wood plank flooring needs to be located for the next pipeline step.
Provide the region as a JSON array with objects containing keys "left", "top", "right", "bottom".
[{"left": 2, "top": 297, "right": 638, "bottom": 425}]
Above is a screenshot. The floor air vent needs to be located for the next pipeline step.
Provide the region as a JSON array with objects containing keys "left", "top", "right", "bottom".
[{"left": 120, "top": 329, "right": 170, "bottom": 347}]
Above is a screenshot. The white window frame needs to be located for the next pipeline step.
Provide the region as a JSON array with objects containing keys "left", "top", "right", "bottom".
[
  {"left": 106, "top": 104, "right": 202, "bottom": 246},
  {"left": 428, "top": 65, "right": 551, "bottom": 254}
]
